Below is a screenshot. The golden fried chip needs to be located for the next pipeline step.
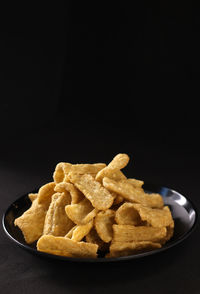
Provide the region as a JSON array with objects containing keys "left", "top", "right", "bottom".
[
  {"left": 126, "top": 178, "right": 144, "bottom": 188},
  {"left": 54, "top": 182, "right": 84, "bottom": 204},
  {"left": 65, "top": 222, "right": 93, "bottom": 241},
  {"left": 95, "top": 210, "right": 115, "bottom": 243},
  {"left": 64, "top": 163, "right": 107, "bottom": 182},
  {"left": 37, "top": 235, "right": 98, "bottom": 258},
  {"left": 65, "top": 198, "right": 98, "bottom": 225},
  {"left": 15, "top": 152, "right": 175, "bottom": 259},
  {"left": 69, "top": 173, "right": 114, "bottom": 210},
  {"left": 163, "top": 220, "right": 174, "bottom": 244},
  {"left": 37, "top": 182, "right": 56, "bottom": 205},
  {"left": 28, "top": 193, "right": 38, "bottom": 202},
  {"left": 100, "top": 170, "right": 127, "bottom": 182},
  {"left": 69, "top": 163, "right": 106, "bottom": 174},
  {"left": 43, "top": 192, "right": 60, "bottom": 235},
  {"left": 43, "top": 192, "right": 74, "bottom": 236},
  {"left": 70, "top": 221, "right": 93, "bottom": 242},
  {"left": 53, "top": 162, "right": 72, "bottom": 183},
  {"left": 107, "top": 241, "right": 161, "bottom": 258},
  {"left": 95, "top": 153, "right": 129, "bottom": 182},
  {"left": 134, "top": 205, "right": 173, "bottom": 228},
  {"left": 112, "top": 224, "right": 167, "bottom": 243},
  {"left": 14, "top": 198, "right": 49, "bottom": 244},
  {"left": 103, "top": 177, "right": 164, "bottom": 208},
  {"left": 65, "top": 225, "right": 76, "bottom": 239},
  {"left": 53, "top": 162, "right": 106, "bottom": 183},
  {"left": 115, "top": 202, "right": 141, "bottom": 225}
]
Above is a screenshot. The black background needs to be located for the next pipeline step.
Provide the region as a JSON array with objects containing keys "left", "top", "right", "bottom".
[{"left": 0, "top": 3, "right": 200, "bottom": 293}]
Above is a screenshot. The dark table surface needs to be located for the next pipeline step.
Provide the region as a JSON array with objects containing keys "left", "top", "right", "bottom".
[{"left": 0, "top": 117, "right": 199, "bottom": 294}]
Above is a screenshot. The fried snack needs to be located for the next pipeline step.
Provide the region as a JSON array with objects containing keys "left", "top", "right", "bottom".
[
  {"left": 53, "top": 162, "right": 71, "bottom": 183},
  {"left": 69, "top": 173, "right": 114, "bottom": 210},
  {"left": 70, "top": 221, "right": 93, "bottom": 242},
  {"left": 53, "top": 162, "right": 106, "bottom": 183},
  {"left": 43, "top": 192, "right": 60, "bottom": 234},
  {"left": 126, "top": 178, "right": 144, "bottom": 188},
  {"left": 95, "top": 153, "right": 129, "bottom": 182},
  {"left": 95, "top": 210, "right": 115, "bottom": 243},
  {"left": 14, "top": 153, "right": 174, "bottom": 258},
  {"left": 37, "top": 182, "right": 56, "bottom": 205},
  {"left": 28, "top": 193, "right": 38, "bottom": 202},
  {"left": 69, "top": 163, "right": 106, "bottom": 175},
  {"left": 112, "top": 224, "right": 167, "bottom": 243},
  {"left": 64, "top": 163, "right": 107, "bottom": 182},
  {"left": 43, "top": 192, "right": 74, "bottom": 236},
  {"left": 133, "top": 204, "right": 173, "bottom": 228},
  {"left": 115, "top": 202, "right": 141, "bottom": 226},
  {"left": 54, "top": 182, "right": 84, "bottom": 204},
  {"left": 65, "top": 198, "right": 98, "bottom": 225},
  {"left": 14, "top": 198, "right": 49, "bottom": 244},
  {"left": 108, "top": 241, "right": 161, "bottom": 258},
  {"left": 103, "top": 177, "right": 164, "bottom": 208},
  {"left": 65, "top": 226, "right": 76, "bottom": 239},
  {"left": 37, "top": 235, "right": 98, "bottom": 258}
]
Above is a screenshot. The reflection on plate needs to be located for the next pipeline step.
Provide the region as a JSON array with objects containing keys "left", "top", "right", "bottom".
[{"left": 2, "top": 184, "right": 198, "bottom": 263}]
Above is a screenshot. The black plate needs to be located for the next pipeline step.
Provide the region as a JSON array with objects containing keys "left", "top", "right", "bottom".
[{"left": 2, "top": 184, "right": 198, "bottom": 263}]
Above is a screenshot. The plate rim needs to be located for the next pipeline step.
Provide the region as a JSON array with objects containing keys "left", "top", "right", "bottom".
[{"left": 2, "top": 184, "right": 198, "bottom": 263}]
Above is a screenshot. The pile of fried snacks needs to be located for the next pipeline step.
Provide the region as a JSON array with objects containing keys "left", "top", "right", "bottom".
[{"left": 14, "top": 154, "right": 174, "bottom": 258}]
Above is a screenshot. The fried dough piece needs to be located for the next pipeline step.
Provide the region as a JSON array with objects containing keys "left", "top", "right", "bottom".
[
  {"left": 69, "top": 173, "right": 114, "bottom": 210},
  {"left": 54, "top": 182, "right": 84, "bottom": 204},
  {"left": 53, "top": 162, "right": 106, "bottom": 183},
  {"left": 126, "top": 178, "right": 144, "bottom": 188},
  {"left": 97, "top": 170, "right": 126, "bottom": 183},
  {"left": 103, "top": 177, "right": 164, "bottom": 208},
  {"left": 65, "top": 198, "right": 98, "bottom": 225},
  {"left": 37, "top": 182, "right": 56, "bottom": 205},
  {"left": 95, "top": 153, "right": 129, "bottom": 182},
  {"left": 28, "top": 193, "right": 38, "bottom": 202},
  {"left": 95, "top": 210, "right": 115, "bottom": 243},
  {"left": 14, "top": 198, "right": 49, "bottom": 244},
  {"left": 112, "top": 224, "right": 167, "bottom": 243},
  {"left": 115, "top": 202, "right": 141, "bottom": 226},
  {"left": 37, "top": 235, "right": 98, "bottom": 258},
  {"left": 65, "top": 226, "right": 76, "bottom": 239},
  {"left": 69, "top": 163, "right": 106, "bottom": 174},
  {"left": 134, "top": 205, "right": 173, "bottom": 228},
  {"left": 64, "top": 163, "right": 107, "bottom": 182},
  {"left": 107, "top": 241, "right": 161, "bottom": 258},
  {"left": 43, "top": 193, "right": 60, "bottom": 235},
  {"left": 43, "top": 192, "right": 74, "bottom": 236},
  {"left": 70, "top": 221, "right": 93, "bottom": 242},
  {"left": 53, "top": 162, "right": 72, "bottom": 183}
]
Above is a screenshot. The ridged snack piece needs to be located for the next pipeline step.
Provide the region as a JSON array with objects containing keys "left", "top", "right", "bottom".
[
  {"left": 95, "top": 153, "right": 129, "bottom": 182},
  {"left": 112, "top": 224, "right": 167, "bottom": 243},
  {"left": 95, "top": 210, "right": 115, "bottom": 243},
  {"left": 37, "top": 235, "right": 98, "bottom": 258},
  {"left": 43, "top": 192, "right": 74, "bottom": 236},
  {"left": 65, "top": 198, "right": 98, "bottom": 225},
  {"left": 14, "top": 198, "right": 49, "bottom": 244},
  {"left": 69, "top": 173, "right": 114, "bottom": 210},
  {"left": 103, "top": 177, "right": 164, "bottom": 208},
  {"left": 108, "top": 241, "right": 161, "bottom": 258}
]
